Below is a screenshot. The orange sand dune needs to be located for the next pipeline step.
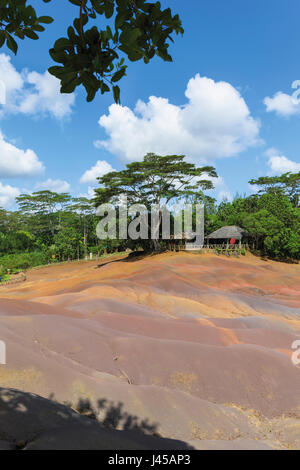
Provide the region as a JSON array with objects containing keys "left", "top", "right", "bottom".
[{"left": 0, "top": 252, "right": 299, "bottom": 449}]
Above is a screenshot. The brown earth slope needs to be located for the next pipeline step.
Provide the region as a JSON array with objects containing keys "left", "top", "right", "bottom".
[{"left": 0, "top": 252, "right": 299, "bottom": 449}]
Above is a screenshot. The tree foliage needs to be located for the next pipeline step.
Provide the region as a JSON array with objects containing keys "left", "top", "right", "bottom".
[
  {"left": 94, "top": 153, "right": 217, "bottom": 250},
  {"left": 94, "top": 153, "right": 217, "bottom": 207},
  {"left": 0, "top": 0, "right": 183, "bottom": 102},
  {"left": 206, "top": 172, "right": 300, "bottom": 260},
  {"left": 0, "top": 169, "right": 298, "bottom": 273},
  {"left": 249, "top": 171, "right": 300, "bottom": 207},
  {"left": 0, "top": 0, "right": 53, "bottom": 54},
  {"left": 0, "top": 191, "right": 99, "bottom": 269}
]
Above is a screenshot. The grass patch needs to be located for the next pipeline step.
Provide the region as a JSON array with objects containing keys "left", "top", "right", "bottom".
[{"left": 0, "top": 250, "right": 128, "bottom": 275}]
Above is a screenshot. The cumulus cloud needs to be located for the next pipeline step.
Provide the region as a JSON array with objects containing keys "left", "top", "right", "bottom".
[
  {"left": 80, "top": 160, "right": 115, "bottom": 185},
  {"left": 264, "top": 81, "right": 300, "bottom": 117},
  {"left": 204, "top": 175, "right": 232, "bottom": 202},
  {"left": 0, "top": 131, "right": 44, "bottom": 178},
  {"left": 18, "top": 71, "right": 75, "bottom": 120},
  {"left": 0, "top": 54, "right": 75, "bottom": 120},
  {"left": 265, "top": 148, "right": 300, "bottom": 174},
  {"left": 95, "top": 74, "right": 261, "bottom": 164},
  {"left": 0, "top": 182, "right": 20, "bottom": 208},
  {"left": 0, "top": 81, "right": 5, "bottom": 106},
  {"left": 0, "top": 53, "right": 23, "bottom": 103},
  {"left": 35, "top": 178, "right": 71, "bottom": 193},
  {"left": 79, "top": 186, "right": 96, "bottom": 200},
  {"left": 248, "top": 183, "right": 260, "bottom": 194},
  {"left": 218, "top": 190, "right": 233, "bottom": 202},
  {"left": 183, "top": 173, "right": 232, "bottom": 202}
]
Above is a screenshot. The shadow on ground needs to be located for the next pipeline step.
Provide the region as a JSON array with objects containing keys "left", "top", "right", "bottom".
[
  {"left": 0, "top": 387, "right": 193, "bottom": 450},
  {"left": 74, "top": 396, "right": 158, "bottom": 435},
  {"left": 96, "top": 250, "right": 165, "bottom": 269}
]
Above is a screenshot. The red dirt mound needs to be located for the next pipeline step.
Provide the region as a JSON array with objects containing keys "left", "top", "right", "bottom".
[{"left": 0, "top": 253, "right": 299, "bottom": 449}]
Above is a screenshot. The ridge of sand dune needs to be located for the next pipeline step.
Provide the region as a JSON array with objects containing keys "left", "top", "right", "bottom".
[{"left": 0, "top": 253, "right": 299, "bottom": 449}]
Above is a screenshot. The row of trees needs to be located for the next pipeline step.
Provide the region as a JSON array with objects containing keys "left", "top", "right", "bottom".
[
  {"left": 0, "top": 154, "right": 217, "bottom": 268},
  {"left": 205, "top": 172, "right": 300, "bottom": 259},
  {"left": 94, "top": 154, "right": 299, "bottom": 260},
  {"left": 0, "top": 155, "right": 299, "bottom": 273},
  {"left": 0, "top": 192, "right": 99, "bottom": 268}
]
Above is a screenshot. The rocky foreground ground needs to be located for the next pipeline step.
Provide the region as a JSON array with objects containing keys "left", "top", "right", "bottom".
[{"left": 0, "top": 252, "right": 299, "bottom": 450}]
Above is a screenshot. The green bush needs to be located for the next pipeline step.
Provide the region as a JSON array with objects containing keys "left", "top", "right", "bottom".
[
  {"left": 0, "top": 273, "right": 11, "bottom": 283},
  {"left": 0, "top": 251, "right": 49, "bottom": 274}
]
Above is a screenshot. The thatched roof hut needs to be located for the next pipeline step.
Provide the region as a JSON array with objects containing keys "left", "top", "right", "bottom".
[{"left": 206, "top": 225, "right": 247, "bottom": 241}]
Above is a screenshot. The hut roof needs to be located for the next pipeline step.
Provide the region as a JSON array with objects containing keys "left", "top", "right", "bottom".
[{"left": 206, "top": 225, "right": 247, "bottom": 240}]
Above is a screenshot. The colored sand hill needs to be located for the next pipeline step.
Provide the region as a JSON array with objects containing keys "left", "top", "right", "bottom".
[{"left": 0, "top": 252, "right": 299, "bottom": 449}]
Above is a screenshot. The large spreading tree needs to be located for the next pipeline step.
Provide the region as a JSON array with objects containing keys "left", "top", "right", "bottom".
[
  {"left": 94, "top": 153, "right": 218, "bottom": 249},
  {"left": 0, "top": 0, "right": 183, "bottom": 102},
  {"left": 94, "top": 153, "right": 217, "bottom": 207},
  {"left": 249, "top": 171, "right": 300, "bottom": 207}
]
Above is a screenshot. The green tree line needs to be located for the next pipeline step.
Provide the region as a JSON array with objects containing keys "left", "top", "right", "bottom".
[
  {"left": 0, "top": 155, "right": 299, "bottom": 276},
  {"left": 205, "top": 172, "right": 300, "bottom": 260},
  {"left": 0, "top": 192, "right": 102, "bottom": 274}
]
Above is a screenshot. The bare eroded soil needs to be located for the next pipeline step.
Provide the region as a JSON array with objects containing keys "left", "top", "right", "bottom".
[{"left": 0, "top": 252, "right": 299, "bottom": 449}]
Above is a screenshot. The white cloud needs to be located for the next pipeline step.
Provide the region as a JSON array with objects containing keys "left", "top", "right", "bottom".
[
  {"left": 0, "top": 81, "right": 5, "bottom": 106},
  {"left": 79, "top": 186, "right": 96, "bottom": 199},
  {"left": 206, "top": 175, "right": 232, "bottom": 201},
  {"left": 0, "top": 54, "right": 75, "bottom": 120},
  {"left": 264, "top": 81, "right": 300, "bottom": 117},
  {"left": 35, "top": 178, "right": 70, "bottom": 193},
  {"left": 0, "top": 182, "right": 20, "bottom": 208},
  {"left": 80, "top": 160, "right": 115, "bottom": 184},
  {"left": 0, "top": 131, "right": 44, "bottom": 178},
  {"left": 268, "top": 156, "right": 300, "bottom": 173},
  {"left": 95, "top": 74, "right": 261, "bottom": 164},
  {"left": 18, "top": 71, "right": 75, "bottom": 120},
  {"left": 0, "top": 53, "right": 23, "bottom": 103},
  {"left": 192, "top": 173, "right": 232, "bottom": 202},
  {"left": 265, "top": 148, "right": 300, "bottom": 174},
  {"left": 218, "top": 190, "right": 233, "bottom": 202},
  {"left": 248, "top": 183, "right": 260, "bottom": 194}
]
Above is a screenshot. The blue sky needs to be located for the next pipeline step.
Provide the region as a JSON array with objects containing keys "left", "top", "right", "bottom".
[{"left": 0, "top": 0, "right": 300, "bottom": 208}]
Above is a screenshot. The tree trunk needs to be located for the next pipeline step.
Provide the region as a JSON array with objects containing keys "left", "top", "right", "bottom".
[
  {"left": 152, "top": 239, "right": 161, "bottom": 251},
  {"left": 83, "top": 215, "right": 87, "bottom": 259},
  {"left": 151, "top": 207, "right": 162, "bottom": 252}
]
